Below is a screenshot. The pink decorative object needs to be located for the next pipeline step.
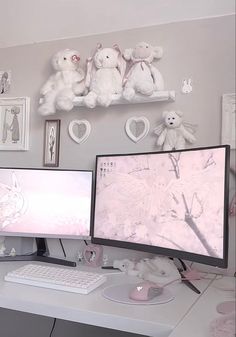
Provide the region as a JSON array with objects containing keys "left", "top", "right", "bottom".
[
  {"left": 210, "top": 312, "right": 235, "bottom": 337},
  {"left": 83, "top": 244, "right": 103, "bottom": 267},
  {"left": 217, "top": 301, "right": 236, "bottom": 315}
]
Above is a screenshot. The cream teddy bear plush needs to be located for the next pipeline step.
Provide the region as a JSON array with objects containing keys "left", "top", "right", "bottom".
[
  {"left": 154, "top": 110, "right": 196, "bottom": 151},
  {"left": 38, "top": 49, "right": 86, "bottom": 116},
  {"left": 83, "top": 44, "right": 126, "bottom": 108},
  {"left": 122, "top": 41, "right": 164, "bottom": 101}
]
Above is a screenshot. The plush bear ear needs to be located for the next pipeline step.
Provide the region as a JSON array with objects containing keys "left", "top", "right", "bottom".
[
  {"left": 175, "top": 110, "right": 183, "bottom": 117},
  {"left": 113, "top": 44, "right": 126, "bottom": 78},
  {"left": 96, "top": 43, "right": 102, "bottom": 51},
  {"left": 153, "top": 46, "right": 163, "bottom": 59},
  {"left": 123, "top": 48, "right": 133, "bottom": 61},
  {"left": 51, "top": 50, "right": 61, "bottom": 69},
  {"left": 85, "top": 43, "right": 103, "bottom": 87}
]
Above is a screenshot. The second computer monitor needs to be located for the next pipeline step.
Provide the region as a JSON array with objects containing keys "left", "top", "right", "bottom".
[{"left": 0, "top": 168, "right": 93, "bottom": 239}]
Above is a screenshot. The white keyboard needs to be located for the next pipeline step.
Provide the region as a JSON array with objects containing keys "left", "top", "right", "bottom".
[{"left": 4, "top": 264, "right": 107, "bottom": 295}]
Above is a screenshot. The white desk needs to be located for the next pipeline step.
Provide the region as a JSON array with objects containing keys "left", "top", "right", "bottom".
[
  {"left": 168, "top": 276, "right": 235, "bottom": 337},
  {"left": 0, "top": 261, "right": 225, "bottom": 337}
]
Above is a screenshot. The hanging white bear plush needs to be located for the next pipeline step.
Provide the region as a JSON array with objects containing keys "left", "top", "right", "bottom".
[
  {"left": 38, "top": 49, "right": 86, "bottom": 116},
  {"left": 154, "top": 110, "right": 197, "bottom": 151},
  {"left": 83, "top": 43, "right": 126, "bottom": 108},
  {"left": 122, "top": 42, "right": 164, "bottom": 101}
]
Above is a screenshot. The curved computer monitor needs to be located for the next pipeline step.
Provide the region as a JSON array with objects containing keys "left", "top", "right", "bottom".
[
  {"left": 0, "top": 167, "right": 93, "bottom": 265},
  {"left": 91, "top": 145, "right": 230, "bottom": 268}
]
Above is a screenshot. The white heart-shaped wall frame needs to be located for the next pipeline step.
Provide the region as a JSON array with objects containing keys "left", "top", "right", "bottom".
[
  {"left": 125, "top": 116, "right": 150, "bottom": 143},
  {"left": 68, "top": 119, "right": 91, "bottom": 144}
]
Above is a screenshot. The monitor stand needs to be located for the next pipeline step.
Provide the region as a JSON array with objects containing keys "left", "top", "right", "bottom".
[
  {"left": 177, "top": 258, "right": 201, "bottom": 294},
  {"left": 0, "top": 238, "right": 76, "bottom": 267}
]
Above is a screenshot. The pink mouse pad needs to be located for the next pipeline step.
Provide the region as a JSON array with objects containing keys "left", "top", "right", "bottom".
[{"left": 216, "top": 301, "right": 235, "bottom": 314}]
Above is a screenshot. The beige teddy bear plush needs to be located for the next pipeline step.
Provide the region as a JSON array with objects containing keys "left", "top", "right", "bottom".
[
  {"left": 122, "top": 41, "right": 164, "bottom": 101},
  {"left": 38, "top": 49, "right": 86, "bottom": 115},
  {"left": 154, "top": 110, "right": 196, "bottom": 151}
]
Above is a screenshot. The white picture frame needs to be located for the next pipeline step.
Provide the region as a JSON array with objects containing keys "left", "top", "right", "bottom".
[
  {"left": 221, "top": 93, "right": 235, "bottom": 149},
  {"left": 0, "top": 97, "right": 30, "bottom": 151}
]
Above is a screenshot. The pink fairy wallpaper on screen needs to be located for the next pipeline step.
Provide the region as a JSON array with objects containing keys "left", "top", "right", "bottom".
[
  {"left": 94, "top": 148, "right": 226, "bottom": 258},
  {"left": 0, "top": 169, "right": 92, "bottom": 237}
]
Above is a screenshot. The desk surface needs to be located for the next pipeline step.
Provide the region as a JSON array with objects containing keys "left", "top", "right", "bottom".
[
  {"left": 168, "top": 276, "right": 235, "bottom": 337},
  {"left": 0, "top": 261, "right": 218, "bottom": 337}
]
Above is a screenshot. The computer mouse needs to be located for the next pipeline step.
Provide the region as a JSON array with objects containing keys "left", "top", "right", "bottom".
[{"left": 129, "top": 281, "right": 163, "bottom": 301}]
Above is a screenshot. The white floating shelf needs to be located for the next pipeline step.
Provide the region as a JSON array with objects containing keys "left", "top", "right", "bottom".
[{"left": 73, "top": 90, "right": 175, "bottom": 107}]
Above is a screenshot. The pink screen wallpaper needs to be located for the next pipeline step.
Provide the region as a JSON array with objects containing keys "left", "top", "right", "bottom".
[
  {"left": 94, "top": 148, "right": 226, "bottom": 258},
  {"left": 0, "top": 169, "right": 92, "bottom": 237}
]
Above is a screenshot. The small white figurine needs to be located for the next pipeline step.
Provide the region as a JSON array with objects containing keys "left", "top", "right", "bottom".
[
  {"left": 9, "top": 248, "right": 16, "bottom": 257},
  {"left": 77, "top": 251, "right": 84, "bottom": 263},
  {"left": 182, "top": 79, "right": 193, "bottom": 94}
]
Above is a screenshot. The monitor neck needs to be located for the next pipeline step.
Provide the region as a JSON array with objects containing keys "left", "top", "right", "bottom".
[
  {"left": 35, "top": 237, "right": 49, "bottom": 257},
  {"left": 0, "top": 237, "right": 76, "bottom": 267}
]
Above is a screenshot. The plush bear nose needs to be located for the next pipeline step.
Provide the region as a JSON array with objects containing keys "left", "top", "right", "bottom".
[{"left": 71, "top": 55, "right": 80, "bottom": 62}]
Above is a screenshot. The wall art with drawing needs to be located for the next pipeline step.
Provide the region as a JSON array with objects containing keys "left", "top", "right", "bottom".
[
  {"left": 0, "top": 97, "right": 30, "bottom": 151},
  {"left": 43, "top": 119, "right": 60, "bottom": 167}
]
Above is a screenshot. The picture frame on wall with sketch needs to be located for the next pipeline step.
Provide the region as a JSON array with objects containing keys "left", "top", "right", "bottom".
[
  {"left": 0, "top": 96, "right": 30, "bottom": 151},
  {"left": 43, "top": 119, "right": 61, "bottom": 167}
]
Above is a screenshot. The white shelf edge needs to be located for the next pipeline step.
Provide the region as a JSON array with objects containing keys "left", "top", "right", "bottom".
[{"left": 73, "top": 90, "right": 175, "bottom": 107}]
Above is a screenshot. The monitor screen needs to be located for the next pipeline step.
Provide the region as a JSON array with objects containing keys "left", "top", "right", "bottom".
[
  {"left": 0, "top": 168, "right": 93, "bottom": 239},
  {"left": 91, "top": 145, "right": 230, "bottom": 268}
]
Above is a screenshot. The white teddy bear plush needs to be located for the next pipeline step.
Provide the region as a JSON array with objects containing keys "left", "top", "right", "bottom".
[
  {"left": 83, "top": 44, "right": 126, "bottom": 108},
  {"left": 122, "top": 41, "right": 164, "bottom": 101},
  {"left": 135, "top": 257, "right": 181, "bottom": 285},
  {"left": 38, "top": 49, "right": 86, "bottom": 116},
  {"left": 154, "top": 110, "right": 196, "bottom": 151},
  {"left": 113, "top": 256, "right": 180, "bottom": 286}
]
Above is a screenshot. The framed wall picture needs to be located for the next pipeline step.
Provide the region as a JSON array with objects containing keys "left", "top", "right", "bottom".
[
  {"left": 221, "top": 93, "right": 236, "bottom": 149},
  {"left": 43, "top": 119, "right": 60, "bottom": 167},
  {"left": 0, "top": 97, "right": 30, "bottom": 151}
]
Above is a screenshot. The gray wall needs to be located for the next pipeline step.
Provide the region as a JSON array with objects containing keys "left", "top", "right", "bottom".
[
  {"left": 0, "top": 15, "right": 235, "bottom": 337},
  {"left": 0, "top": 15, "right": 235, "bottom": 169}
]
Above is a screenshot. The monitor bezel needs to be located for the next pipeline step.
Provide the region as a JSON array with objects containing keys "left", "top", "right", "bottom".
[
  {"left": 91, "top": 145, "right": 230, "bottom": 268},
  {"left": 0, "top": 167, "right": 93, "bottom": 240}
]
